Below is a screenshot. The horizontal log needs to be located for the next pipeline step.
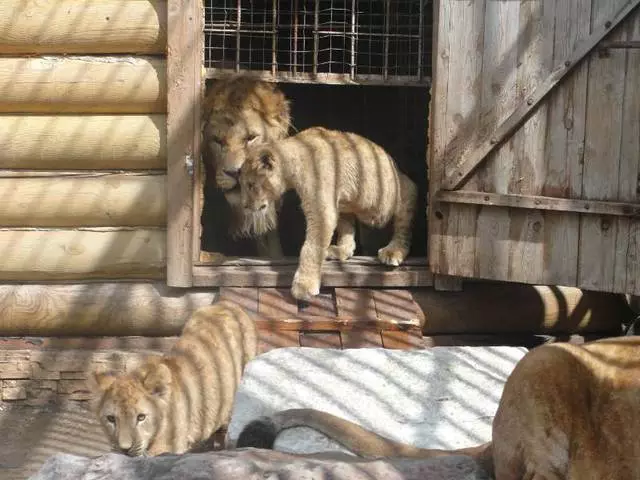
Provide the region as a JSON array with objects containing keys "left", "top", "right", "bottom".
[
  {"left": 413, "top": 282, "right": 630, "bottom": 335},
  {"left": 0, "top": 174, "right": 166, "bottom": 227},
  {"left": 0, "top": 115, "right": 166, "bottom": 169},
  {"left": 0, "top": 0, "right": 167, "bottom": 55},
  {"left": 0, "top": 228, "right": 165, "bottom": 280},
  {"left": 0, "top": 283, "right": 216, "bottom": 336},
  {"left": 0, "top": 57, "right": 166, "bottom": 113}
]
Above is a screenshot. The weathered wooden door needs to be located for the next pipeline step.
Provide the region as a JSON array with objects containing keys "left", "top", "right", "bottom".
[{"left": 429, "top": 0, "right": 640, "bottom": 295}]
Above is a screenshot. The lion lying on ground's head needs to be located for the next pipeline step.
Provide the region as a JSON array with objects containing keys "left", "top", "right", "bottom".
[
  {"left": 237, "top": 126, "right": 417, "bottom": 301},
  {"left": 236, "top": 336, "right": 640, "bottom": 479},
  {"left": 202, "top": 75, "right": 291, "bottom": 255},
  {"left": 88, "top": 301, "right": 258, "bottom": 457}
]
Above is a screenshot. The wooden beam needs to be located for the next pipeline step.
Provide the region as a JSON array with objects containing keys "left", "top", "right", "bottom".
[
  {"left": 166, "top": 0, "right": 203, "bottom": 287},
  {"left": 0, "top": 283, "right": 216, "bottom": 336},
  {"left": 434, "top": 190, "right": 640, "bottom": 217},
  {"left": 0, "top": 0, "right": 167, "bottom": 55},
  {"left": 0, "top": 228, "right": 165, "bottom": 280},
  {"left": 0, "top": 57, "right": 166, "bottom": 114},
  {"left": 442, "top": 0, "right": 640, "bottom": 190},
  {"left": 0, "top": 115, "right": 166, "bottom": 170},
  {"left": 0, "top": 174, "right": 166, "bottom": 227},
  {"left": 192, "top": 264, "right": 433, "bottom": 288}
]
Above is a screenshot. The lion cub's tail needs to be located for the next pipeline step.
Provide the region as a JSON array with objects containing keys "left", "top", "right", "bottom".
[{"left": 236, "top": 408, "right": 492, "bottom": 465}]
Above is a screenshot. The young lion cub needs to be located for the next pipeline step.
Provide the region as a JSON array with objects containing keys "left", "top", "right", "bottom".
[
  {"left": 238, "top": 127, "right": 417, "bottom": 301},
  {"left": 87, "top": 300, "right": 258, "bottom": 457}
]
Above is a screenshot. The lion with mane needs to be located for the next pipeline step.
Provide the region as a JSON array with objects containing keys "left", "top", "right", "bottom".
[{"left": 201, "top": 75, "right": 291, "bottom": 258}]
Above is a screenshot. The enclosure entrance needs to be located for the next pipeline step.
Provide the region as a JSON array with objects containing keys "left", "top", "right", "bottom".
[{"left": 193, "top": 0, "right": 433, "bottom": 288}]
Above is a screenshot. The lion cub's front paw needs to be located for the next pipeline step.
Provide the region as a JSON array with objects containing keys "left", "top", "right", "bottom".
[
  {"left": 291, "top": 271, "right": 321, "bottom": 301},
  {"left": 377, "top": 245, "right": 408, "bottom": 267},
  {"left": 326, "top": 243, "right": 356, "bottom": 262}
]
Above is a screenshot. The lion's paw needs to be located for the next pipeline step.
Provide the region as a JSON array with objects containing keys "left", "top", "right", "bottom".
[
  {"left": 326, "top": 243, "right": 356, "bottom": 262},
  {"left": 291, "top": 271, "right": 321, "bottom": 301},
  {"left": 377, "top": 245, "right": 407, "bottom": 267}
]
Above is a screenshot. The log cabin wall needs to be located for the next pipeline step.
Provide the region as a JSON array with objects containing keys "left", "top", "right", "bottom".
[{"left": 0, "top": 0, "right": 167, "bottom": 281}]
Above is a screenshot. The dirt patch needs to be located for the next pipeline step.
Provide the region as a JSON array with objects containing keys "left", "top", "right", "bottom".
[{"left": 0, "top": 402, "right": 110, "bottom": 479}]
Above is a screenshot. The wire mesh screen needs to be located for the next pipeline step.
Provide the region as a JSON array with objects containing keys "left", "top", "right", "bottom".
[{"left": 204, "top": 0, "right": 431, "bottom": 85}]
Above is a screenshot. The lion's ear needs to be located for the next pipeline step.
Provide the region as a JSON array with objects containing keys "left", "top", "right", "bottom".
[
  {"left": 140, "top": 361, "right": 172, "bottom": 398},
  {"left": 258, "top": 151, "right": 275, "bottom": 170},
  {"left": 87, "top": 368, "right": 117, "bottom": 393}
]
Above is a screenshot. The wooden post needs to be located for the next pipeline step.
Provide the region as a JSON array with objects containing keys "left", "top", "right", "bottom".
[{"left": 166, "top": 0, "right": 203, "bottom": 287}]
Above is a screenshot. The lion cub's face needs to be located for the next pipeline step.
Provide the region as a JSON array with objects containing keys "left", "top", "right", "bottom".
[
  {"left": 88, "top": 362, "right": 171, "bottom": 457},
  {"left": 239, "top": 149, "right": 283, "bottom": 215}
]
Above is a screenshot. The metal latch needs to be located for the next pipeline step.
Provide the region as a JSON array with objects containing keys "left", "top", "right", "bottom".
[{"left": 185, "top": 154, "right": 194, "bottom": 176}]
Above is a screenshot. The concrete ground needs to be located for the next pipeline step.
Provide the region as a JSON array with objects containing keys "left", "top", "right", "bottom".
[{"left": 0, "top": 402, "right": 110, "bottom": 480}]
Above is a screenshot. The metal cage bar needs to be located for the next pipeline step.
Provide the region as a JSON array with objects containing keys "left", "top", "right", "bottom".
[{"left": 204, "top": 0, "right": 431, "bottom": 86}]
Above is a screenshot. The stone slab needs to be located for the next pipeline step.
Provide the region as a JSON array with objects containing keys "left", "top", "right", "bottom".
[
  {"left": 227, "top": 346, "right": 528, "bottom": 454},
  {"left": 30, "top": 450, "right": 491, "bottom": 480}
]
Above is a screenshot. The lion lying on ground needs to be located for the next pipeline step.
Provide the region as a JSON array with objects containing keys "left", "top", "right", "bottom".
[
  {"left": 238, "top": 126, "right": 417, "bottom": 301},
  {"left": 236, "top": 336, "right": 640, "bottom": 479},
  {"left": 201, "top": 75, "right": 291, "bottom": 258},
  {"left": 88, "top": 301, "right": 258, "bottom": 457}
]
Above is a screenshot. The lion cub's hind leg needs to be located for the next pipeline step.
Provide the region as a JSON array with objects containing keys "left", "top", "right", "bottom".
[
  {"left": 326, "top": 214, "right": 357, "bottom": 261},
  {"left": 378, "top": 174, "right": 417, "bottom": 266}
]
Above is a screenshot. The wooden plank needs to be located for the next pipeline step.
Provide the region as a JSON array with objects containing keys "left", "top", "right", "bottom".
[
  {"left": 197, "top": 256, "right": 429, "bottom": 267},
  {"left": 472, "top": 0, "right": 520, "bottom": 281},
  {"left": 371, "top": 289, "right": 425, "bottom": 327},
  {"left": 258, "top": 330, "right": 300, "bottom": 354},
  {"left": 192, "top": 264, "right": 434, "bottom": 288},
  {"left": 254, "top": 315, "right": 418, "bottom": 332},
  {"left": 442, "top": 0, "right": 640, "bottom": 191},
  {"left": 540, "top": 0, "right": 591, "bottom": 286},
  {"left": 0, "top": 0, "right": 166, "bottom": 55},
  {"left": 340, "top": 330, "right": 384, "bottom": 348},
  {"left": 380, "top": 331, "right": 425, "bottom": 350},
  {"left": 435, "top": 190, "right": 640, "bottom": 217},
  {"left": 299, "top": 332, "right": 342, "bottom": 349},
  {"left": 0, "top": 57, "right": 166, "bottom": 114},
  {"left": 166, "top": 0, "right": 203, "bottom": 287},
  {"left": 613, "top": 10, "right": 640, "bottom": 295},
  {"left": 0, "top": 174, "right": 166, "bottom": 227},
  {"left": 0, "top": 115, "right": 165, "bottom": 170},
  {"left": 0, "top": 228, "right": 165, "bottom": 281},
  {"left": 428, "top": 0, "right": 484, "bottom": 278},
  {"left": 578, "top": 0, "right": 630, "bottom": 292}
]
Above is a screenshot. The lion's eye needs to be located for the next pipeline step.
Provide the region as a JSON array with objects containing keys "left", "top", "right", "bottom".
[
  {"left": 106, "top": 415, "right": 116, "bottom": 424},
  {"left": 137, "top": 414, "right": 146, "bottom": 423},
  {"left": 245, "top": 133, "right": 259, "bottom": 144}
]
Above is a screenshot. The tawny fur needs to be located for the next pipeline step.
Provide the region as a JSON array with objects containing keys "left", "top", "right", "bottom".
[
  {"left": 201, "top": 75, "right": 291, "bottom": 257},
  {"left": 236, "top": 336, "right": 640, "bottom": 479},
  {"left": 87, "top": 301, "right": 258, "bottom": 457},
  {"left": 238, "top": 126, "right": 417, "bottom": 301}
]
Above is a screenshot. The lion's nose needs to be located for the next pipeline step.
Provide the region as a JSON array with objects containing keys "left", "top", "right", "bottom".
[{"left": 223, "top": 168, "right": 240, "bottom": 180}]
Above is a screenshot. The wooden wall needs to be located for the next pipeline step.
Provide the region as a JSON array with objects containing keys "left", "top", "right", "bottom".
[
  {"left": 0, "top": 0, "right": 168, "bottom": 281},
  {"left": 429, "top": 0, "right": 640, "bottom": 295}
]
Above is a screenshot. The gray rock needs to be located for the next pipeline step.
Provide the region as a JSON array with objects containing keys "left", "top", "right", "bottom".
[
  {"left": 227, "top": 347, "right": 527, "bottom": 454},
  {"left": 30, "top": 449, "right": 492, "bottom": 480}
]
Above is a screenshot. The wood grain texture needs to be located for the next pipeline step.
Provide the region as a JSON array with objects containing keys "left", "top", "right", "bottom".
[
  {"left": 0, "top": 174, "right": 166, "bottom": 227},
  {"left": 0, "top": 57, "right": 166, "bottom": 114},
  {"left": 429, "top": 0, "right": 640, "bottom": 296},
  {"left": 0, "top": 0, "right": 166, "bottom": 55},
  {"left": 0, "top": 228, "right": 165, "bottom": 280},
  {"left": 0, "top": 282, "right": 216, "bottom": 336},
  {"left": 166, "top": 0, "right": 203, "bottom": 287},
  {"left": 579, "top": 0, "right": 630, "bottom": 292},
  {"left": 613, "top": 11, "right": 640, "bottom": 295},
  {"left": 0, "top": 115, "right": 166, "bottom": 170}
]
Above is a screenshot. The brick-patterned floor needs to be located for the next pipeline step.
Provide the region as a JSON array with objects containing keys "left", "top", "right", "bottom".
[{"left": 218, "top": 287, "right": 426, "bottom": 351}]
